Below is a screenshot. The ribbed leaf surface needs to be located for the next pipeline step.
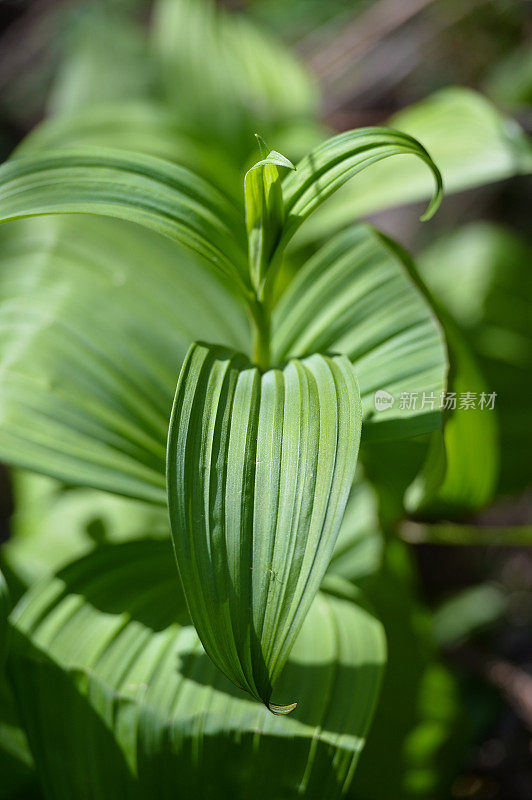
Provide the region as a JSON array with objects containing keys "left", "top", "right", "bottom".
[
  {"left": 0, "top": 217, "right": 248, "bottom": 502},
  {"left": 167, "top": 342, "right": 362, "bottom": 710},
  {"left": 10, "top": 540, "right": 385, "bottom": 800},
  {"left": 272, "top": 224, "right": 447, "bottom": 439},
  {"left": 0, "top": 148, "right": 249, "bottom": 292},
  {"left": 277, "top": 127, "right": 442, "bottom": 259}
]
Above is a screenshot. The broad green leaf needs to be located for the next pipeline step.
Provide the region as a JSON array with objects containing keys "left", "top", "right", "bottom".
[
  {"left": 167, "top": 342, "right": 362, "bottom": 710},
  {"left": 301, "top": 87, "right": 532, "bottom": 242},
  {"left": 0, "top": 674, "right": 38, "bottom": 800},
  {"left": 245, "top": 136, "right": 295, "bottom": 293},
  {"left": 0, "top": 148, "right": 249, "bottom": 293},
  {"left": 10, "top": 540, "right": 385, "bottom": 799},
  {"left": 277, "top": 126, "right": 442, "bottom": 260},
  {"left": 272, "top": 224, "right": 448, "bottom": 439},
  {"left": 0, "top": 216, "right": 247, "bottom": 502},
  {"left": 17, "top": 102, "right": 242, "bottom": 199}
]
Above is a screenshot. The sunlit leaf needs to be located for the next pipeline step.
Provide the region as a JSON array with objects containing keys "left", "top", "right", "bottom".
[
  {"left": 272, "top": 224, "right": 448, "bottom": 439},
  {"left": 167, "top": 342, "right": 362, "bottom": 710},
  {"left": 0, "top": 217, "right": 248, "bottom": 501},
  {"left": 10, "top": 540, "right": 385, "bottom": 799},
  {"left": 0, "top": 148, "right": 249, "bottom": 293}
]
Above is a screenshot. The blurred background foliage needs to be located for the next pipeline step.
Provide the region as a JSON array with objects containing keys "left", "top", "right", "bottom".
[{"left": 0, "top": 1, "right": 530, "bottom": 799}]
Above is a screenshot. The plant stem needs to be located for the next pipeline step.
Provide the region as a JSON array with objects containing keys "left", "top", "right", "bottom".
[{"left": 250, "top": 299, "right": 271, "bottom": 370}]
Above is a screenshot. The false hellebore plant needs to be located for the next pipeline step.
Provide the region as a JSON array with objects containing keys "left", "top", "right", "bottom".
[{"left": 0, "top": 128, "right": 443, "bottom": 792}]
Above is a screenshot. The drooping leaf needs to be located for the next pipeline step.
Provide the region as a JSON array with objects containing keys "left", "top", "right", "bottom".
[
  {"left": 9, "top": 540, "right": 385, "bottom": 800},
  {"left": 276, "top": 126, "right": 442, "bottom": 263},
  {"left": 0, "top": 216, "right": 248, "bottom": 502},
  {"left": 167, "top": 342, "right": 362, "bottom": 710},
  {"left": 0, "top": 148, "right": 249, "bottom": 293},
  {"left": 244, "top": 136, "right": 295, "bottom": 293},
  {"left": 272, "top": 224, "right": 448, "bottom": 439},
  {"left": 300, "top": 87, "right": 532, "bottom": 242}
]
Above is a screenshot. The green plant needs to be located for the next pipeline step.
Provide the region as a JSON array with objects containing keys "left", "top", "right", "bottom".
[{"left": 0, "top": 117, "right": 447, "bottom": 793}]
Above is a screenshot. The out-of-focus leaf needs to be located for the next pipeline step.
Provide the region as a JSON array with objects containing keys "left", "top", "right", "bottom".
[
  {"left": 151, "top": 0, "right": 317, "bottom": 150},
  {"left": 0, "top": 570, "right": 8, "bottom": 667},
  {"left": 406, "top": 318, "right": 498, "bottom": 517},
  {"left": 347, "top": 540, "right": 465, "bottom": 800},
  {"left": 272, "top": 224, "right": 448, "bottom": 439},
  {"left": 328, "top": 475, "right": 383, "bottom": 584},
  {"left": 167, "top": 342, "right": 362, "bottom": 710},
  {"left": 0, "top": 674, "right": 38, "bottom": 800},
  {"left": 278, "top": 127, "right": 442, "bottom": 257},
  {"left": 10, "top": 540, "right": 385, "bottom": 799},
  {"left": 418, "top": 223, "right": 532, "bottom": 494},
  {"left": 301, "top": 88, "right": 532, "bottom": 242},
  {"left": 0, "top": 216, "right": 247, "bottom": 501},
  {"left": 48, "top": 3, "right": 155, "bottom": 116},
  {"left": 245, "top": 136, "right": 295, "bottom": 293},
  {"left": 433, "top": 584, "right": 508, "bottom": 647},
  {"left": 17, "top": 102, "right": 241, "bottom": 198},
  {"left": 0, "top": 149, "right": 249, "bottom": 292},
  {"left": 3, "top": 472, "right": 169, "bottom": 587},
  {"left": 485, "top": 45, "right": 532, "bottom": 110}
]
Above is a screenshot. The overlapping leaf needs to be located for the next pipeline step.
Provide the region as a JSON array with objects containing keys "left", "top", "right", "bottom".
[
  {"left": 9, "top": 540, "right": 385, "bottom": 799},
  {"left": 0, "top": 148, "right": 249, "bottom": 292},
  {"left": 167, "top": 342, "right": 362, "bottom": 710},
  {"left": 0, "top": 570, "right": 8, "bottom": 667},
  {"left": 272, "top": 224, "right": 448, "bottom": 439},
  {"left": 0, "top": 216, "right": 247, "bottom": 501}
]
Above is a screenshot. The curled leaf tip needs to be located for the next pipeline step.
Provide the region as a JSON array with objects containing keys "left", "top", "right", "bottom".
[
  {"left": 269, "top": 701, "right": 298, "bottom": 716},
  {"left": 419, "top": 166, "right": 444, "bottom": 221}
]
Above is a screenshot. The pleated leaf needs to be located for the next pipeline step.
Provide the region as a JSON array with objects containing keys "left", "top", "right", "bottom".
[
  {"left": 0, "top": 148, "right": 249, "bottom": 294},
  {"left": 9, "top": 540, "right": 385, "bottom": 800},
  {"left": 272, "top": 224, "right": 448, "bottom": 439},
  {"left": 167, "top": 342, "right": 362, "bottom": 711},
  {"left": 244, "top": 136, "right": 295, "bottom": 292},
  {"left": 0, "top": 216, "right": 248, "bottom": 502}
]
